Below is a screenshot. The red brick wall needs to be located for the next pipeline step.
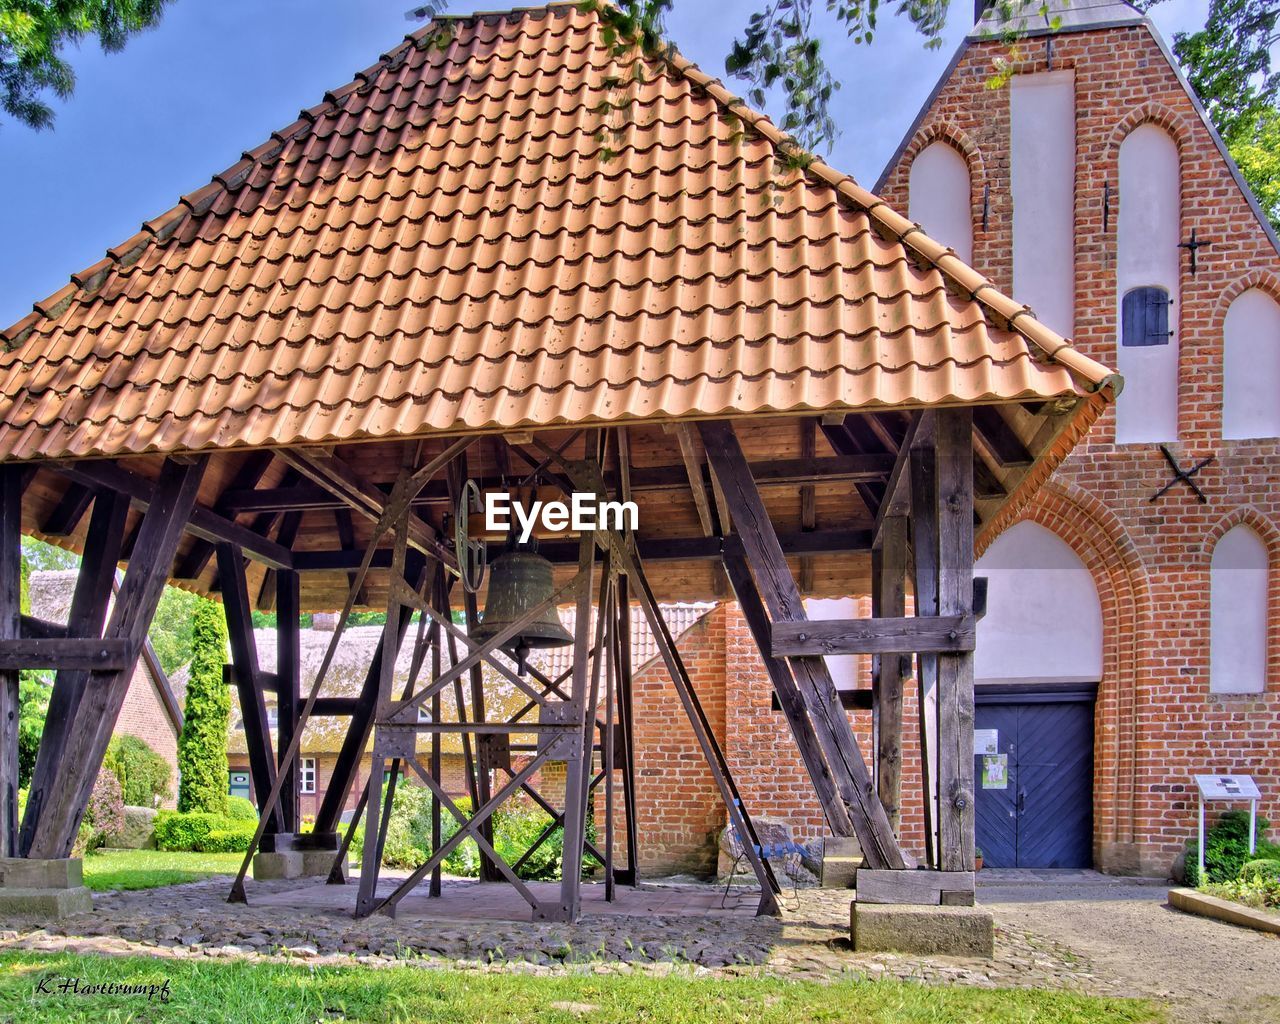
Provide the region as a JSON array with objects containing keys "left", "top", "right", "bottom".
[
  {"left": 628, "top": 607, "right": 728, "bottom": 876},
  {"left": 114, "top": 667, "right": 179, "bottom": 807},
  {"left": 877, "top": 23, "right": 1280, "bottom": 874}
]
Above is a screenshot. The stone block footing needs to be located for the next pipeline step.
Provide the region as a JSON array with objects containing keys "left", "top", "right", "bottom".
[
  {"left": 253, "top": 850, "right": 346, "bottom": 881},
  {"left": 0, "top": 858, "right": 92, "bottom": 919},
  {"left": 850, "top": 901, "right": 995, "bottom": 957},
  {"left": 820, "top": 837, "right": 863, "bottom": 889}
]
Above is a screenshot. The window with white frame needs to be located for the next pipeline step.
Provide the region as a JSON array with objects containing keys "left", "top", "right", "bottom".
[
  {"left": 300, "top": 757, "right": 317, "bottom": 794},
  {"left": 1210, "top": 525, "right": 1269, "bottom": 694}
]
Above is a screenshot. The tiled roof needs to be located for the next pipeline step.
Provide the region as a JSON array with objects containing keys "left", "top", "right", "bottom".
[{"left": 0, "top": 2, "right": 1118, "bottom": 462}]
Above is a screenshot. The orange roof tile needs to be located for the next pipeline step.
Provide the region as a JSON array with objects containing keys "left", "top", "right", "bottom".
[{"left": 0, "top": 2, "right": 1119, "bottom": 463}]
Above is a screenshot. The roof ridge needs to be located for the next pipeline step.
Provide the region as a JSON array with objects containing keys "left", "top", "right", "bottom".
[
  {"left": 2, "top": 4, "right": 577, "bottom": 350},
  {"left": 656, "top": 47, "right": 1120, "bottom": 398}
]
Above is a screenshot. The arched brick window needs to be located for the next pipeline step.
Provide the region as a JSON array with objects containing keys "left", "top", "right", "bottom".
[
  {"left": 1210, "top": 525, "right": 1268, "bottom": 694},
  {"left": 1116, "top": 124, "right": 1180, "bottom": 444},
  {"left": 908, "top": 141, "right": 973, "bottom": 263},
  {"left": 1223, "top": 288, "right": 1280, "bottom": 440}
]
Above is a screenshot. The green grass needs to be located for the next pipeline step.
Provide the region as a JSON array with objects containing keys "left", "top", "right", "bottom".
[
  {"left": 80, "top": 851, "right": 246, "bottom": 892},
  {"left": 0, "top": 952, "right": 1165, "bottom": 1024}
]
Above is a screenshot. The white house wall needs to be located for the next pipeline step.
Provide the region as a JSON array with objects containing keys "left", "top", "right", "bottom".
[
  {"left": 1223, "top": 288, "right": 1280, "bottom": 440},
  {"left": 909, "top": 141, "right": 973, "bottom": 264},
  {"left": 1010, "top": 70, "right": 1076, "bottom": 339}
]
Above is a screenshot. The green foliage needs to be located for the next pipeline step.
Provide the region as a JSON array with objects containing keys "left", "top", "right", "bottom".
[
  {"left": 225, "top": 795, "right": 258, "bottom": 821},
  {"left": 20, "top": 536, "right": 77, "bottom": 572},
  {"left": 79, "top": 849, "right": 246, "bottom": 891},
  {"left": 197, "top": 824, "right": 258, "bottom": 853},
  {"left": 350, "top": 784, "right": 588, "bottom": 881},
  {"left": 103, "top": 734, "right": 171, "bottom": 808},
  {"left": 176, "top": 598, "right": 230, "bottom": 815},
  {"left": 75, "top": 770, "right": 125, "bottom": 854},
  {"left": 1146, "top": 0, "right": 1280, "bottom": 230},
  {"left": 154, "top": 810, "right": 255, "bottom": 852},
  {"left": 1240, "top": 857, "right": 1280, "bottom": 883},
  {"left": 16, "top": 671, "right": 49, "bottom": 788},
  {"left": 0, "top": 949, "right": 1168, "bottom": 1023},
  {"left": 1186, "top": 809, "right": 1280, "bottom": 885},
  {"left": 149, "top": 585, "right": 201, "bottom": 675},
  {"left": 0, "top": 0, "right": 174, "bottom": 131}
]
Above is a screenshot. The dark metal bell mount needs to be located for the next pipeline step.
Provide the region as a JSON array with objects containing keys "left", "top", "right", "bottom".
[{"left": 473, "top": 547, "right": 573, "bottom": 673}]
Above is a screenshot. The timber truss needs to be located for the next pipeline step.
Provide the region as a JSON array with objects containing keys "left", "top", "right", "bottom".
[{"left": 1, "top": 405, "right": 1018, "bottom": 914}]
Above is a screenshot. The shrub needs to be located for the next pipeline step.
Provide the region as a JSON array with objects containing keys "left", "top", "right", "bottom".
[
  {"left": 1240, "top": 858, "right": 1280, "bottom": 884},
  {"left": 104, "top": 734, "right": 172, "bottom": 808},
  {"left": 1186, "top": 810, "right": 1280, "bottom": 885},
  {"left": 76, "top": 771, "right": 126, "bottom": 854},
  {"left": 155, "top": 811, "right": 225, "bottom": 852},
  {"left": 177, "top": 598, "right": 230, "bottom": 815},
  {"left": 197, "top": 824, "right": 258, "bottom": 853},
  {"left": 225, "top": 795, "right": 258, "bottom": 821}
]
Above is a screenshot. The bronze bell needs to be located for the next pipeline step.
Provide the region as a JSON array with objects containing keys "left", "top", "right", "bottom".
[{"left": 474, "top": 549, "right": 572, "bottom": 672}]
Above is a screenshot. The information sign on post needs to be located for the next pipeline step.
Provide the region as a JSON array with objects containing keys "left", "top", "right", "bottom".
[{"left": 1193, "top": 775, "right": 1261, "bottom": 884}]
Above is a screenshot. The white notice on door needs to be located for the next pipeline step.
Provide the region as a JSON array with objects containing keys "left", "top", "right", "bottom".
[{"left": 974, "top": 729, "right": 999, "bottom": 756}]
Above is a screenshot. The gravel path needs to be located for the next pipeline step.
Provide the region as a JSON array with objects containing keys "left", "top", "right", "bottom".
[
  {"left": 980, "top": 872, "right": 1280, "bottom": 1024},
  {"left": 1, "top": 869, "right": 1276, "bottom": 1022}
]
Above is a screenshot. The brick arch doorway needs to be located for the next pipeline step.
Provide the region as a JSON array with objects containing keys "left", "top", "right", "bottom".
[{"left": 972, "top": 521, "right": 1102, "bottom": 868}]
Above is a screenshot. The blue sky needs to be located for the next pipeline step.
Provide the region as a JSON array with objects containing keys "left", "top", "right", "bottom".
[{"left": 0, "top": 0, "right": 1206, "bottom": 328}]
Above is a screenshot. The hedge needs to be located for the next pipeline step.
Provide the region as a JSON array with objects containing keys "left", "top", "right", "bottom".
[
  {"left": 177, "top": 598, "right": 231, "bottom": 815},
  {"left": 155, "top": 811, "right": 256, "bottom": 852},
  {"left": 104, "top": 734, "right": 172, "bottom": 807}
]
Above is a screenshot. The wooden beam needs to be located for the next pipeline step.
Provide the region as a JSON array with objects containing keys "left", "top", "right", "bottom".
[
  {"left": 770, "top": 615, "right": 975, "bottom": 656},
  {"left": 19, "top": 489, "right": 130, "bottom": 855},
  {"left": 40, "top": 483, "right": 95, "bottom": 537},
  {"left": 873, "top": 515, "right": 909, "bottom": 833},
  {"left": 24, "top": 457, "right": 208, "bottom": 859},
  {"left": 909, "top": 420, "right": 939, "bottom": 870},
  {"left": 217, "top": 454, "right": 898, "bottom": 513},
  {"left": 275, "top": 449, "right": 456, "bottom": 569},
  {"left": 722, "top": 547, "right": 855, "bottom": 837},
  {"left": 20, "top": 615, "right": 66, "bottom": 640},
  {"left": 972, "top": 405, "right": 1033, "bottom": 467},
  {"left": 276, "top": 568, "right": 302, "bottom": 832},
  {"left": 174, "top": 450, "right": 276, "bottom": 580},
  {"left": 55, "top": 461, "right": 292, "bottom": 570},
  {"left": 0, "top": 467, "right": 21, "bottom": 857},
  {"left": 872, "top": 412, "right": 926, "bottom": 549},
  {"left": 935, "top": 409, "right": 977, "bottom": 874},
  {"left": 292, "top": 527, "right": 874, "bottom": 572},
  {"left": 699, "top": 420, "right": 909, "bottom": 870},
  {"left": 799, "top": 419, "right": 817, "bottom": 593},
  {"left": 0, "top": 639, "right": 132, "bottom": 671},
  {"left": 855, "top": 868, "right": 975, "bottom": 905},
  {"left": 217, "top": 543, "right": 283, "bottom": 834}
]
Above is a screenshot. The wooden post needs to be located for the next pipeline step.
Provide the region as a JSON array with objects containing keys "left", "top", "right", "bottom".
[
  {"left": 615, "top": 573, "right": 640, "bottom": 885},
  {"left": 539, "top": 531, "right": 596, "bottom": 922},
  {"left": 910, "top": 428, "right": 939, "bottom": 869},
  {"left": 25, "top": 457, "right": 207, "bottom": 859},
  {"left": 699, "top": 420, "right": 908, "bottom": 870},
  {"left": 217, "top": 544, "right": 283, "bottom": 834},
  {"left": 934, "top": 409, "right": 977, "bottom": 873},
  {"left": 721, "top": 546, "right": 856, "bottom": 838},
  {"left": 0, "top": 467, "right": 21, "bottom": 858},
  {"left": 276, "top": 568, "right": 302, "bottom": 833},
  {"left": 19, "top": 490, "right": 130, "bottom": 854},
  {"left": 873, "top": 515, "right": 909, "bottom": 833}
]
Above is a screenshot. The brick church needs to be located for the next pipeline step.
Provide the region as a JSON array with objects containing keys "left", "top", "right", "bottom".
[{"left": 622, "top": 0, "right": 1280, "bottom": 879}]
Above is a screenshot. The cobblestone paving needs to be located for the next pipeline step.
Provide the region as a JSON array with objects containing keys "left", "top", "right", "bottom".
[{"left": 0, "top": 877, "right": 1116, "bottom": 994}]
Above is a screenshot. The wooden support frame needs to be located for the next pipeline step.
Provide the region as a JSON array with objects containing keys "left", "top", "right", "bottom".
[
  {"left": 770, "top": 614, "right": 975, "bottom": 656},
  {"left": 0, "top": 467, "right": 21, "bottom": 857},
  {"left": 872, "top": 514, "right": 909, "bottom": 833},
  {"left": 217, "top": 544, "right": 284, "bottom": 834},
  {"left": 22, "top": 457, "right": 208, "bottom": 859},
  {"left": 18, "top": 489, "right": 130, "bottom": 856},
  {"left": 698, "top": 420, "right": 909, "bottom": 870}
]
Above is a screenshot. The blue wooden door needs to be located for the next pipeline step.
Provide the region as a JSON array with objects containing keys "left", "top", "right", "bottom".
[{"left": 975, "top": 694, "right": 1094, "bottom": 868}]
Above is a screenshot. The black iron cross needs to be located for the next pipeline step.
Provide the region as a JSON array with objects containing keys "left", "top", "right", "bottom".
[
  {"left": 1178, "top": 228, "right": 1211, "bottom": 276},
  {"left": 1150, "top": 445, "right": 1213, "bottom": 504}
]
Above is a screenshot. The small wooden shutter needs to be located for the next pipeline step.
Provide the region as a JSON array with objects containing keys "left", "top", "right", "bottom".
[{"left": 1122, "top": 287, "right": 1171, "bottom": 346}]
